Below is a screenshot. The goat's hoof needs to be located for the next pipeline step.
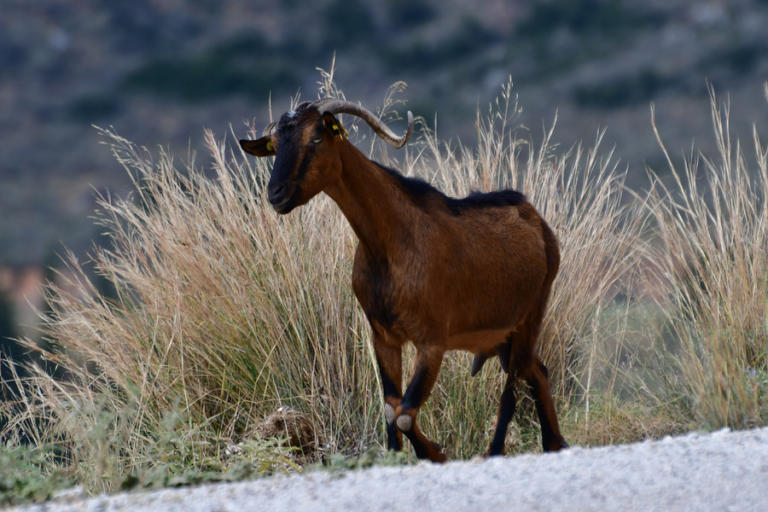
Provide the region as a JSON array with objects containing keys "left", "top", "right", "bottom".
[
  {"left": 395, "top": 414, "right": 413, "bottom": 432},
  {"left": 431, "top": 451, "right": 447, "bottom": 463},
  {"left": 384, "top": 403, "right": 395, "bottom": 425},
  {"left": 544, "top": 438, "right": 569, "bottom": 452}
]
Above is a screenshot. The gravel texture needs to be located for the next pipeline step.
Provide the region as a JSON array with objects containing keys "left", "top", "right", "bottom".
[{"left": 14, "top": 427, "right": 768, "bottom": 512}]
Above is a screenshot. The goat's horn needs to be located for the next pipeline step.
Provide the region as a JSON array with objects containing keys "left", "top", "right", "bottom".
[
  {"left": 262, "top": 121, "right": 277, "bottom": 136},
  {"left": 314, "top": 99, "right": 414, "bottom": 148}
]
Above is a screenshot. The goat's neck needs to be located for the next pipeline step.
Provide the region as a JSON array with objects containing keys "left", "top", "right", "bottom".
[{"left": 324, "top": 142, "right": 416, "bottom": 257}]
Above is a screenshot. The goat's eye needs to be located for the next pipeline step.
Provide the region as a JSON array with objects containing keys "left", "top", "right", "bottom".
[{"left": 312, "top": 137, "right": 322, "bottom": 144}]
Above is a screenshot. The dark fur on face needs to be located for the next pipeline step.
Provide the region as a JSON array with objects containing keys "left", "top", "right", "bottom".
[{"left": 264, "top": 105, "right": 343, "bottom": 213}]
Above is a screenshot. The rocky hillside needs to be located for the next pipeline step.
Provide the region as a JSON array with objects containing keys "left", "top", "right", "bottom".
[{"left": 3, "top": 0, "right": 768, "bottom": 264}]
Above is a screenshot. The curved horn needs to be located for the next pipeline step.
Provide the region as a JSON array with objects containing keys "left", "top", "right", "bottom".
[
  {"left": 262, "top": 121, "right": 277, "bottom": 136},
  {"left": 313, "top": 99, "right": 414, "bottom": 148}
]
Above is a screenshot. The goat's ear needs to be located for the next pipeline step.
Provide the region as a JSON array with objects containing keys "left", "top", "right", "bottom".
[
  {"left": 239, "top": 136, "right": 276, "bottom": 157},
  {"left": 321, "top": 113, "right": 346, "bottom": 139}
]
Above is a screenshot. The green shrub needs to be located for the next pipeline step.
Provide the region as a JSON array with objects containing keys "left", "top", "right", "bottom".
[
  {"left": 122, "top": 35, "right": 302, "bottom": 102},
  {"left": 516, "top": 0, "right": 663, "bottom": 39},
  {"left": 0, "top": 443, "right": 70, "bottom": 506},
  {"left": 572, "top": 69, "right": 678, "bottom": 109}
]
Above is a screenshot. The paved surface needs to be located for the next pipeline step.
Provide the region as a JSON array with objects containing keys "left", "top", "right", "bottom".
[{"left": 13, "top": 428, "right": 768, "bottom": 512}]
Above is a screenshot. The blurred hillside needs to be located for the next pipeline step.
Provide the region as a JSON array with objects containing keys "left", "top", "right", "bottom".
[{"left": 2, "top": 0, "right": 768, "bottom": 267}]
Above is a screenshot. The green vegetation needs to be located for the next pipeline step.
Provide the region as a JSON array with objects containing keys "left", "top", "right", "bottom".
[
  {"left": 516, "top": 0, "right": 663, "bottom": 39},
  {"left": 510, "top": 0, "right": 666, "bottom": 88},
  {"left": 572, "top": 68, "right": 678, "bottom": 109},
  {"left": 2, "top": 76, "right": 767, "bottom": 505},
  {"left": 67, "top": 94, "right": 121, "bottom": 122},
  {"left": 696, "top": 40, "right": 767, "bottom": 77},
  {"left": 120, "top": 13, "right": 500, "bottom": 103},
  {"left": 121, "top": 34, "right": 304, "bottom": 101},
  {"left": 323, "top": 0, "right": 376, "bottom": 47},
  {"left": 381, "top": 17, "right": 500, "bottom": 72},
  {"left": 386, "top": 0, "right": 435, "bottom": 29},
  {"left": 0, "top": 443, "right": 70, "bottom": 506},
  {"left": 572, "top": 38, "right": 768, "bottom": 109}
]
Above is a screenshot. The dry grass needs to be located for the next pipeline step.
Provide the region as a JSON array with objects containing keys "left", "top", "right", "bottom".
[
  {"left": 2, "top": 74, "right": 767, "bottom": 495},
  {"left": 644, "top": 87, "right": 768, "bottom": 429}
]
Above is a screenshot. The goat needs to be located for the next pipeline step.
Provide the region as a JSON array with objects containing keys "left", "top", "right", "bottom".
[{"left": 240, "top": 99, "right": 568, "bottom": 462}]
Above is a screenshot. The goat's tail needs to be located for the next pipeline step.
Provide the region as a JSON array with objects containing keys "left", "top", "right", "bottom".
[{"left": 540, "top": 219, "right": 560, "bottom": 299}]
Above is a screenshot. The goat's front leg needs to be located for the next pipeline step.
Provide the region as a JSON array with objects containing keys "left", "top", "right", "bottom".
[
  {"left": 395, "top": 345, "right": 446, "bottom": 462},
  {"left": 373, "top": 336, "right": 403, "bottom": 451}
]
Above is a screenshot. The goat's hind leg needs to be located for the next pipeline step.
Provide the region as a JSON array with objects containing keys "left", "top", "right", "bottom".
[
  {"left": 523, "top": 358, "right": 568, "bottom": 452},
  {"left": 511, "top": 315, "right": 568, "bottom": 453},
  {"left": 394, "top": 345, "right": 446, "bottom": 462}
]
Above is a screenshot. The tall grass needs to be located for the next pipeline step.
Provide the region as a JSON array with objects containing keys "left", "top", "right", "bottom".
[
  {"left": 3, "top": 75, "right": 767, "bottom": 496},
  {"left": 7, "top": 125, "right": 378, "bottom": 490},
  {"left": 645, "top": 88, "right": 768, "bottom": 429}
]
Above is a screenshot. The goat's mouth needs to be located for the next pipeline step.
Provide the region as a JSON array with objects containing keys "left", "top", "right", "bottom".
[
  {"left": 271, "top": 198, "right": 294, "bottom": 214},
  {"left": 267, "top": 181, "right": 300, "bottom": 214},
  {"left": 269, "top": 192, "right": 298, "bottom": 214}
]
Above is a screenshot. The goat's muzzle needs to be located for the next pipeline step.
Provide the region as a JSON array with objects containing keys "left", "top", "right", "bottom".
[{"left": 267, "top": 181, "right": 295, "bottom": 214}]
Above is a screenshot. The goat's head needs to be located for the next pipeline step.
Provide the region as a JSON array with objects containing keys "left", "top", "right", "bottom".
[{"left": 240, "top": 100, "right": 414, "bottom": 214}]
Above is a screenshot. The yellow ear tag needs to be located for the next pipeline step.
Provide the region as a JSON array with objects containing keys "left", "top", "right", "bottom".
[
  {"left": 332, "top": 124, "right": 345, "bottom": 140},
  {"left": 266, "top": 141, "right": 273, "bottom": 152}
]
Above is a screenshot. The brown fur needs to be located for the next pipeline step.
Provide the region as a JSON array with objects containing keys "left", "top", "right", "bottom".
[{"left": 240, "top": 105, "right": 567, "bottom": 462}]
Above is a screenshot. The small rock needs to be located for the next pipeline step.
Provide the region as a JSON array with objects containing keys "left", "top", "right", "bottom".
[
  {"left": 51, "top": 486, "right": 85, "bottom": 502},
  {"left": 254, "top": 407, "right": 319, "bottom": 457}
]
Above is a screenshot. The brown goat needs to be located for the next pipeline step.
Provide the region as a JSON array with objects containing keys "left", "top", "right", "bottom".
[{"left": 240, "top": 99, "right": 567, "bottom": 462}]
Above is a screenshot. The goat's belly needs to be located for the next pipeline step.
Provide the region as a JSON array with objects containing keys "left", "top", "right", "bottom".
[{"left": 445, "top": 328, "right": 512, "bottom": 352}]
